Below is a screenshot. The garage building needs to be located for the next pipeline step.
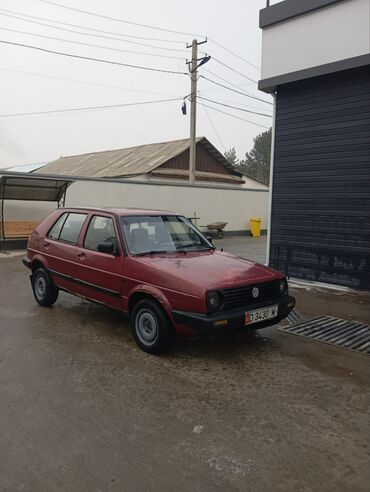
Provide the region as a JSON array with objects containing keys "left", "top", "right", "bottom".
[{"left": 259, "top": 0, "right": 370, "bottom": 290}]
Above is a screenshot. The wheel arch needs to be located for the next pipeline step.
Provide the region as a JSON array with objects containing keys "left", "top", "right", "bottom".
[
  {"left": 31, "top": 258, "right": 46, "bottom": 273},
  {"left": 128, "top": 286, "right": 173, "bottom": 320}
]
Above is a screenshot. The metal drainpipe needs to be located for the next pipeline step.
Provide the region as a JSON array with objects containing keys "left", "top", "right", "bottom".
[{"left": 265, "top": 92, "right": 276, "bottom": 267}]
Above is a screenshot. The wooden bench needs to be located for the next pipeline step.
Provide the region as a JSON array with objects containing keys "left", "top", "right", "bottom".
[{"left": 3, "top": 221, "right": 39, "bottom": 239}]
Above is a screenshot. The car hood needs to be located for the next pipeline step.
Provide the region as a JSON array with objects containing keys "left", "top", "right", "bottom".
[{"left": 128, "top": 250, "right": 283, "bottom": 295}]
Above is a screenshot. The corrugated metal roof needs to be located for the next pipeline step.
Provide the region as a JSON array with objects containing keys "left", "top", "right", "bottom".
[
  {"left": 2, "top": 163, "right": 46, "bottom": 173},
  {"left": 36, "top": 137, "right": 242, "bottom": 178}
]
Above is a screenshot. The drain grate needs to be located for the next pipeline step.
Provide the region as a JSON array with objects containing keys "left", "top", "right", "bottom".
[
  {"left": 287, "top": 309, "right": 304, "bottom": 325},
  {"left": 279, "top": 316, "right": 370, "bottom": 354}
]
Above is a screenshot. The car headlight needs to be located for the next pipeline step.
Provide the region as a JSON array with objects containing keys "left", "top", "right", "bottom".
[
  {"left": 207, "top": 291, "right": 223, "bottom": 312},
  {"left": 279, "top": 278, "right": 288, "bottom": 295}
]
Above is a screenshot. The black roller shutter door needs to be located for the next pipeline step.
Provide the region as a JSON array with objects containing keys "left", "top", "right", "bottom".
[{"left": 270, "top": 65, "right": 370, "bottom": 290}]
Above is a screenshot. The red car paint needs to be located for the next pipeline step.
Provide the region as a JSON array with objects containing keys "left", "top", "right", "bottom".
[{"left": 25, "top": 207, "right": 294, "bottom": 338}]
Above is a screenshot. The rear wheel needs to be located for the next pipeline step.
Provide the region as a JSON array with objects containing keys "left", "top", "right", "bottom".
[
  {"left": 32, "top": 268, "right": 59, "bottom": 307},
  {"left": 130, "top": 299, "right": 175, "bottom": 354}
]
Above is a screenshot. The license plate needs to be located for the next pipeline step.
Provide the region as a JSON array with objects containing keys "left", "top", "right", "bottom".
[{"left": 245, "top": 305, "right": 278, "bottom": 325}]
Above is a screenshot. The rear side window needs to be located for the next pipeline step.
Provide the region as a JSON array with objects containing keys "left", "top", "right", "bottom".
[
  {"left": 84, "top": 215, "right": 118, "bottom": 253},
  {"left": 59, "top": 213, "right": 87, "bottom": 245},
  {"left": 48, "top": 213, "right": 68, "bottom": 240}
]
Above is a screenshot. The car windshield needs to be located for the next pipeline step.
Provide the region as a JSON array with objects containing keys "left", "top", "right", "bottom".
[{"left": 121, "top": 215, "right": 213, "bottom": 255}]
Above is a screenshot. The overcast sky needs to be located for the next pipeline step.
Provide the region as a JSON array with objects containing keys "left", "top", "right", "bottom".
[{"left": 0, "top": 0, "right": 271, "bottom": 168}]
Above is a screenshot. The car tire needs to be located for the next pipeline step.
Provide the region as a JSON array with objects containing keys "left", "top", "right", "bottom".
[
  {"left": 32, "top": 268, "right": 59, "bottom": 307},
  {"left": 130, "top": 299, "right": 175, "bottom": 354}
]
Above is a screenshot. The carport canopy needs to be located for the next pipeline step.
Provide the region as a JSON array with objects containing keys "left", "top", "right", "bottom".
[
  {"left": 0, "top": 175, "right": 72, "bottom": 201},
  {"left": 0, "top": 174, "right": 73, "bottom": 249}
]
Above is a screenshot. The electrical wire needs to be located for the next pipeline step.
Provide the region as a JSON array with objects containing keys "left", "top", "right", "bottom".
[
  {"left": 32, "top": 1, "right": 259, "bottom": 73},
  {"left": 0, "top": 40, "right": 189, "bottom": 75},
  {"left": 0, "top": 7, "right": 186, "bottom": 44},
  {"left": 35, "top": 0, "right": 205, "bottom": 39},
  {"left": 208, "top": 38, "right": 260, "bottom": 71},
  {"left": 198, "top": 96, "right": 272, "bottom": 117},
  {"left": 202, "top": 68, "right": 258, "bottom": 97},
  {"left": 0, "top": 97, "right": 182, "bottom": 118},
  {"left": 211, "top": 57, "right": 257, "bottom": 84},
  {"left": 198, "top": 92, "right": 272, "bottom": 112},
  {"left": 201, "top": 103, "right": 270, "bottom": 129},
  {"left": 0, "top": 11, "right": 188, "bottom": 53},
  {"left": 0, "top": 68, "right": 178, "bottom": 97},
  {"left": 199, "top": 99, "right": 226, "bottom": 152},
  {"left": 200, "top": 74, "right": 273, "bottom": 105},
  {"left": 0, "top": 27, "right": 186, "bottom": 60}
]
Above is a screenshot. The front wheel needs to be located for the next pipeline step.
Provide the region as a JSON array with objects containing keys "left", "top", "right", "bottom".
[
  {"left": 32, "top": 268, "right": 59, "bottom": 307},
  {"left": 130, "top": 299, "right": 175, "bottom": 354}
]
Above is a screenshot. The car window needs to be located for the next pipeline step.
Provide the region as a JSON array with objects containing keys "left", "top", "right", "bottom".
[
  {"left": 58, "top": 213, "right": 87, "bottom": 245},
  {"left": 48, "top": 213, "right": 68, "bottom": 240},
  {"left": 84, "top": 215, "right": 118, "bottom": 253},
  {"left": 121, "top": 215, "right": 212, "bottom": 255}
]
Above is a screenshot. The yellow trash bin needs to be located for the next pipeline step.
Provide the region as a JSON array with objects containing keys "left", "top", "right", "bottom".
[{"left": 249, "top": 217, "right": 261, "bottom": 237}]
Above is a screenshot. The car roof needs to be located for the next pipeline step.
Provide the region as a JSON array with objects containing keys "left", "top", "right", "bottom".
[{"left": 61, "top": 206, "right": 179, "bottom": 216}]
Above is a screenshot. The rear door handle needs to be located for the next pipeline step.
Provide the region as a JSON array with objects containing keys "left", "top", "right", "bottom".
[
  {"left": 77, "top": 252, "right": 87, "bottom": 259},
  {"left": 43, "top": 241, "right": 50, "bottom": 248}
]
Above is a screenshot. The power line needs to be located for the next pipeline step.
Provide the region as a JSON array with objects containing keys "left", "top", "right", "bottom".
[
  {"left": 201, "top": 103, "right": 270, "bottom": 129},
  {"left": 32, "top": 2, "right": 259, "bottom": 73},
  {"left": 200, "top": 75, "right": 273, "bottom": 105},
  {"left": 208, "top": 38, "right": 260, "bottom": 71},
  {"left": 211, "top": 57, "right": 257, "bottom": 84},
  {"left": 0, "top": 68, "right": 178, "bottom": 97},
  {"left": 198, "top": 92, "right": 272, "bottom": 112},
  {"left": 0, "top": 40, "right": 189, "bottom": 75},
  {"left": 0, "top": 10, "right": 188, "bottom": 53},
  {"left": 36, "top": 0, "right": 205, "bottom": 39},
  {"left": 0, "top": 7, "right": 186, "bottom": 44},
  {"left": 199, "top": 99, "right": 226, "bottom": 152},
  {"left": 0, "top": 27, "right": 186, "bottom": 60},
  {"left": 0, "top": 98, "right": 182, "bottom": 118},
  {"left": 202, "top": 67, "right": 259, "bottom": 98},
  {"left": 198, "top": 96, "right": 272, "bottom": 117}
]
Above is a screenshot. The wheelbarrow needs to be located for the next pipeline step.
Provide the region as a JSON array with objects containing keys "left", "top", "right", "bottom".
[{"left": 203, "top": 221, "right": 228, "bottom": 239}]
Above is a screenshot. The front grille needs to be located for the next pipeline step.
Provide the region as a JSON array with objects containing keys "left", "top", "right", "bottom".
[{"left": 222, "top": 280, "right": 281, "bottom": 310}]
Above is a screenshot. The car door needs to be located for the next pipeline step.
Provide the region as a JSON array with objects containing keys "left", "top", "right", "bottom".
[
  {"left": 74, "top": 213, "right": 125, "bottom": 310},
  {"left": 42, "top": 212, "right": 88, "bottom": 291}
]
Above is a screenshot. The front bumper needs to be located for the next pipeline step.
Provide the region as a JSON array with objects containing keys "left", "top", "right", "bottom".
[
  {"left": 22, "top": 256, "right": 31, "bottom": 269},
  {"left": 173, "top": 295, "right": 295, "bottom": 336}
]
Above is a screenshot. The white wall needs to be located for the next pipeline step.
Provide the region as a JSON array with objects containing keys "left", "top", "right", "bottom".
[
  {"left": 3, "top": 178, "right": 268, "bottom": 232},
  {"left": 65, "top": 179, "right": 268, "bottom": 232},
  {"left": 261, "top": 0, "right": 370, "bottom": 80}
]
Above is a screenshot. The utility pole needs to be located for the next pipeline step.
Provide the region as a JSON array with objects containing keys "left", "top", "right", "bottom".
[
  {"left": 189, "top": 39, "right": 197, "bottom": 184},
  {"left": 186, "top": 39, "right": 209, "bottom": 184}
]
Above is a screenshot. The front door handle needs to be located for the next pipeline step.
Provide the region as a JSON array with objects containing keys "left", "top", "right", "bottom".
[{"left": 77, "top": 252, "right": 87, "bottom": 259}]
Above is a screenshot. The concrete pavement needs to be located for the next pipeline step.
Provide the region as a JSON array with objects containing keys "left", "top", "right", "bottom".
[{"left": 0, "top": 254, "right": 369, "bottom": 491}]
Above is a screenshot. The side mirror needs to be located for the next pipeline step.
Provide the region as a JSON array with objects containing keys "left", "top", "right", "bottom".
[{"left": 97, "top": 241, "right": 114, "bottom": 255}]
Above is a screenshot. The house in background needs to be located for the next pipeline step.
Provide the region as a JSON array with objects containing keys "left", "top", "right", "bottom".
[
  {"left": 260, "top": 0, "right": 370, "bottom": 290},
  {"left": 37, "top": 137, "right": 255, "bottom": 187}
]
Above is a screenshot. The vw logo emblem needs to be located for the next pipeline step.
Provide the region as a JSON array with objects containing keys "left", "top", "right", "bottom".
[{"left": 252, "top": 287, "right": 259, "bottom": 298}]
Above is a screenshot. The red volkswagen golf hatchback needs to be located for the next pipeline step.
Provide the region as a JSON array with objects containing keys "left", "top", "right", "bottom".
[{"left": 23, "top": 207, "right": 295, "bottom": 354}]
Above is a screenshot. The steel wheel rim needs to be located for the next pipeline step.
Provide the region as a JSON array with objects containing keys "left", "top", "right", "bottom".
[
  {"left": 35, "top": 275, "right": 46, "bottom": 300},
  {"left": 135, "top": 309, "right": 159, "bottom": 346}
]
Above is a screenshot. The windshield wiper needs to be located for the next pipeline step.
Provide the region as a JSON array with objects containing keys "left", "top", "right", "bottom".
[
  {"left": 134, "top": 250, "right": 170, "bottom": 256},
  {"left": 176, "top": 245, "right": 214, "bottom": 252}
]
